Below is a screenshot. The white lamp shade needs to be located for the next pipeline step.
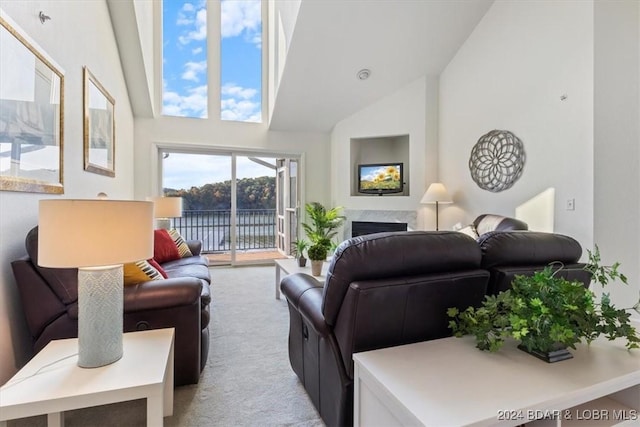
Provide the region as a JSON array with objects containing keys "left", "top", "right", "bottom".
[
  {"left": 421, "top": 183, "right": 453, "bottom": 204},
  {"left": 150, "top": 196, "right": 183, "bottom": 218},
  {"left": 38, "top": 199, "right": 154, "bottom": 268}
]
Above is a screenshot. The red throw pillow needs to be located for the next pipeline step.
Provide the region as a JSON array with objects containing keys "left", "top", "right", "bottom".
[
  {"left": 154, "top": 229, "right": 180, "bottom": 263},
  {"left": 148, "top": 258, "right": 168, "bottom": 278}
]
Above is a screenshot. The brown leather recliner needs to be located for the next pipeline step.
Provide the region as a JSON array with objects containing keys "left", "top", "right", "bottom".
[
  {"left": 281, "top": 231, "right": 490, "bottom": 427},
  {"left": 11, "top": 226, "right": 211, "bottom": 386}
]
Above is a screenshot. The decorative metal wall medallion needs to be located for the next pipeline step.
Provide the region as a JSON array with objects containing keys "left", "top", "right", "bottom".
[{"left": 468, "top": 130, "right": 526, "bottom": 192}]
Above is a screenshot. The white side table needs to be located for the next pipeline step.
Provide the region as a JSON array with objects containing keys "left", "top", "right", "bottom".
[
  {"left": 0, "top": 328, "right": 174, "bottom": 427},
  {"left": 274, "top": 258, "right": 329, "bottom": 299}
]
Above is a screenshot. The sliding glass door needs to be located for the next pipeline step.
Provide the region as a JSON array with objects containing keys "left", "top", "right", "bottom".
[{"left": 160, "top": 149, "right": 299, "bottom": 265}]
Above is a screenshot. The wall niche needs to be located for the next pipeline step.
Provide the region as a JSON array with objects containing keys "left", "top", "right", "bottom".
[{"left": 350, "top": 134, "right": 410, "bottom": 197}]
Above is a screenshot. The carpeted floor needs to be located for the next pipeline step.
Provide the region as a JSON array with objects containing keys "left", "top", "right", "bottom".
[{"left": 9, "top": 265, "right": 324, "bottom": 427}]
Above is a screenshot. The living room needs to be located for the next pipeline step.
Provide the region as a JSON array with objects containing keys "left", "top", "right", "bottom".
[{"left": 0, "top": 0, "right": 638, "bottom": 425}]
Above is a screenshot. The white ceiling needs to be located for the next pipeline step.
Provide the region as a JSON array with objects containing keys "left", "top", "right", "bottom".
[{"left": 269, "top": 0, "right": 494, "bottom": 133}]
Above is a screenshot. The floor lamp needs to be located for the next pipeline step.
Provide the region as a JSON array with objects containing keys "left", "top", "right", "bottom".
[
  {"left": 38, "top": 199, "right": 154, "bottom": 368},
  {"left": 421, "top": 183, "right": 453, "bottom": 231},
  {"left": 150, "top": 196, "right": 183, "bottom": 230}
]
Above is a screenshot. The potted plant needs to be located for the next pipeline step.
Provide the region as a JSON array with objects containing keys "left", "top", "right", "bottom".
[
  {"left": 307, "top": 244, "right": 328, "bottom": 276},
  {"left": 302, "top": 202, "right": 345, "bottom": 276},
  {"left": 292, "top": 239, "right": 309, "bottom": 267},
  {"left": 448, "top": 247, "right": 640, "bottom": 362}
]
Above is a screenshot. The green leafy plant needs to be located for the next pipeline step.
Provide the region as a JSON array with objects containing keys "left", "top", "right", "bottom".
[
  {"left": 302, "top": 202, "right": 345, "bottom": 251},
  {"left": 448, "top": 246, "right": 639, "bottom": 354},
  {"left": 307, "top": 244, "right": 328, "bottom": 261},
  {"left": 292, "top": 239, "right": 309, "bottom": 258}
]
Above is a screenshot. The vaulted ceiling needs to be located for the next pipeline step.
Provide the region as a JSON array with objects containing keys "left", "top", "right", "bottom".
[
  {"left": 268, "top": 0, "right": 494, "bottom": 132},
  {"left": 110, "top": 0, "right": 494, "bottom": 133}
]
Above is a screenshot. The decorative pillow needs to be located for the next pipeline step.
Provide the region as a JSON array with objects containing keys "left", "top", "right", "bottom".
[
  {"left": 168, "top": 228, "right": 193, "bottom": 258},
  {"left": 123, "top": 260, "right": 164, "bottom": 286},
  {"left": 148, "top": 258, "right": 168, "bottom": 278},
  {"left": 154, "top": 229, "right": 181, "bottom": 263},
  {"left": 458, "top": 225, "right": 479, "bottom": 239}
]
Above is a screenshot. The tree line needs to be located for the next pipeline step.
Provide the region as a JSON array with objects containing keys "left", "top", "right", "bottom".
[{"left": 165, "top": 176, "right": 276, "bottom": 210}]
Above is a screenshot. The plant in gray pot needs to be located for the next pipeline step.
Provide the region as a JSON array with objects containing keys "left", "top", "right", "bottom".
[{"left": 448, "top": 247, "right": 639, "bottom": 362}]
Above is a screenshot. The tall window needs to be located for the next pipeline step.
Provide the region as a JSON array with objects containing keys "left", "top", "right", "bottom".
[
  {"left": 220, "top": 0, "right": 262, "bottom": 123},
  {"left": 162, "top": 0, "right": 208, "bottom": 118}
]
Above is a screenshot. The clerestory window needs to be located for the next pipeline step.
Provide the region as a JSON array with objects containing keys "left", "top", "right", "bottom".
[{"left": 162, "top": 0, "right": 262, "bottom": 123}]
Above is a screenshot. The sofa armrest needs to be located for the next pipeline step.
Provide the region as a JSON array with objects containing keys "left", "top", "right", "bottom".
[
  {"left": 281, "top": 273, "right": 330, "bottom": 336},
  {"left": 187, "top": 240, "right": 202, "bottom": 256},
  {"left": 124, "top": 277, "right": 202, "bottom": 312}
]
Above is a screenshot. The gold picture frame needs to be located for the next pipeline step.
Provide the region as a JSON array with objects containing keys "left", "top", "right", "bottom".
[
  {"left": 0, "top": 13, "right": 64, "bottom": 194},
  {"left": 83, "top": 67, "right": 115, "bottom": 177}
]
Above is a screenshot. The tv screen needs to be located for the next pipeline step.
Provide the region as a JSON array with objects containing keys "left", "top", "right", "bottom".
[{"left": 358, "top": 163, "right": 404, "bottom": 195}]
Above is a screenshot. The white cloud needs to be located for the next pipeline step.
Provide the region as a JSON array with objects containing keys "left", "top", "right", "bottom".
[
  {"left": 221, "top": 83, "right": 256, "bottom": 100},
  {"left": 178, "top": 8, "right": 207, "bottom": 45},
  {"left": 182, "top": 61, "right": 207, "bottom": 82},
  {"left": 221, "top": 83, "right": 260, "bottom": 122},
  {"left": 221, "top": 0, "right": 261, "bottom": 48},
  {"left": 163, "top": 83, "right": 208, "bottom": 118},
  {"left": 192, "top": 47, "right": 203, "bottom": 55}
]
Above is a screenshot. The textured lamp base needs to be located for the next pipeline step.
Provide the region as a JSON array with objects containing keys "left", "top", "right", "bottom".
[{"left": 77, "top": 265, "right": 124, "bottom": 368}]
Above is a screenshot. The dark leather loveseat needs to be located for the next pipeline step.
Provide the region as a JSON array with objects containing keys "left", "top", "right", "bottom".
[
  {"left": 11, "top": 226, "right": 211, "bottom": 386},
  {"left": 281, "top": 230, "right": 591, "bottom": 426}
]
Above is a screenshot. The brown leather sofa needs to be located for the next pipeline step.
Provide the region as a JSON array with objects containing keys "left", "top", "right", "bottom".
[
  {"left": 478, "top": 230, "right": 591, "bottom": 295},
  {"left": 281, "top": 230, "right": 591, "bottom": 426},
  {"left": 11, "top": 226, "right": 211, "bottom": 386},
  {"left": 281, "top": 231, "right": 490, "bottom": 427}
]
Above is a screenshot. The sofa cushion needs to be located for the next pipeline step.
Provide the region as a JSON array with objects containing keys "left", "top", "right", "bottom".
[
  {"left": 163, "top": 262, "right": 211, "bottom": 285},
  {"left": 154, "top": 229, "right": 181, "bottom": 263},
  {"left": 473, "top": 214, "right": 528, "bottom": 236},
  {"left": 123, "top": 260, "right": 164, "bottom": 286},
  {"left": 322, "top": 231, "right": 483, "bottom": 326},
  {"left": 25, "top": 227, "right": 79, "bottom": 304},
  {"left": 478, "top": 231, "right": 582, "bottom": 268}
]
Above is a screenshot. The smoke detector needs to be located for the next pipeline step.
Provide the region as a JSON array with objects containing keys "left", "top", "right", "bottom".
[{"left": 356, "top": 69, "right": 371, "bottom": 81}]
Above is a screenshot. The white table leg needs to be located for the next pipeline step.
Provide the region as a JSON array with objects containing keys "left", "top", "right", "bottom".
[
  {"left": 147, "top": 395, "right": 163, "bottom": 427},
  {"left": 163, "top": 341, "right": 174, "bottom": 417},
  {"left": 275, "top": 264, "right": 282, "bottom": 300},
  {"left": 47, "top": 412, "right": 64, "bottom": 427}
]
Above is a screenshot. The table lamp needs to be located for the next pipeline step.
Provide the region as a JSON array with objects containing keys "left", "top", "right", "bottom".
[
  {"left": 38, "top": 199, "right": 154, "bottom": 368},
  {"left": 420, "top": 183, "right": 453, "bottom": 231},
  {"left": 150, "top": 196, "right": 183, "bottom": 230}
]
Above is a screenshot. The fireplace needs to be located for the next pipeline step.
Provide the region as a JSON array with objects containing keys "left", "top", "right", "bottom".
[{"left": 352, "top": 221, "right": 408, "bottom": 237}]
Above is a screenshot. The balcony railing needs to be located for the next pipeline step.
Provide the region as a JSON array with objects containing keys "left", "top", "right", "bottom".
[{"left": 172, "top": 209, "right": 276, "bottom": 253}]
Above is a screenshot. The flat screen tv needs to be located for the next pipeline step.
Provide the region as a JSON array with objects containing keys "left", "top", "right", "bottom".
[{"left": 358, "top": 163, "right": 404, "bottom": 195}]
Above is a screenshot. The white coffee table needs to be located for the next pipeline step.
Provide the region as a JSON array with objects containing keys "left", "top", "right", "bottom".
[
  {"left": 0, "top": 328, "right": 174, "bottom": 427},
  {"left": 353, "top": 335, "right": 640, "bottom": 426},
  {"left": 274, "top": 258, "right": 329, "bottom": 299}
]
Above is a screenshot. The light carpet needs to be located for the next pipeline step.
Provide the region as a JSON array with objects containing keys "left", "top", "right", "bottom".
[{"left": 9, "top": 265, "right": 324, "bottom": 427}]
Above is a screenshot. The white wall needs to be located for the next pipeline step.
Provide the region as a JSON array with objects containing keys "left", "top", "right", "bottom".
[
  {"left": 439, "top": 0, "right": 594, "bottom": 252},
  {"left": 330, "top": 76, "right": 440, "bottom": 229},
  {"left": 0, "top": 1, "right": 135, "bottom": 384},
  {"left": 594, "top": 0, "right": 640, "bottom": 317}
]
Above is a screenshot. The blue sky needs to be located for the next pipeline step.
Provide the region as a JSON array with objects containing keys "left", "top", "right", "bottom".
[{"left": 162, "top": 0, "right": 262, "bottom": 121}]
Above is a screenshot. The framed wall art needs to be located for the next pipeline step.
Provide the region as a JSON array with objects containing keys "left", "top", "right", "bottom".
[
  {"left": 83, "top": 66, "right": 115, "bottom": 177},
  {"left": 0, "top": 12, "right": 64, "bottom": 194}
]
